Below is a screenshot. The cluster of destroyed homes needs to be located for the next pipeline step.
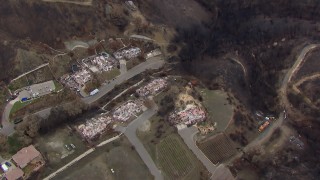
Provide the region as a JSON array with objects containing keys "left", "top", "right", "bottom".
[
  {"left": 114, "top": 47, "right": 141, "bottom": 60},
  {"left": 168, "top": 104, "right": 206, "bottom": 126},
  {"left": 136, "top": 78, "right": 168, "bottom": 97},
  {"left": 0, "top": 145, "right": 45, "bottom": 180},
  {"left": 76, "top": 78, "right": 169, "bottom": 141},
  {"left": 113, "top": 100, "right": 144, "bottom": 122},
  {"left": 82, "top": 53, "right": 117, "bottom": 73},
  {"left": 76, "top": 99, "right": 144, "bottom": 141},
  {"left": 61, "top": 47, "right": 142, "bottom": 92},
  {"left": 77, "top": 115, "right": 113, "bottom": 140},
  {"left": 60, "top": 53, "right": 118, "bottom": 91}
]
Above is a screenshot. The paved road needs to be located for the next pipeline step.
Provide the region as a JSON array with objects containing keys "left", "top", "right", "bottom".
[
  {"left": 178, "top": 126, "right": 217, "bottom": 175},
  {"left": 0, "top": 100, "right": 16, "bottom": 136},
  {"left": 102, "top": 79, "right": 145, "bottom": 110},
  {"left": 44, "top": 135, "right": 120, "bottom": 180},
  {"left": 1, "top": 56, "right": 164, "bottom": 136},
  {"left": 119, "top": 60, "right": 127, "bottom": 74},
  {"left": 44, "top": 148, "right": 95, "bottom": 180},
  {"left": 120, "top": 105, "right": 164, "bottom": 180},
  {"left": 83, "top": 57, "right": 164, "bottom": 104},
  {"left": 244, "top": 112, "right": 285, "bottom": 151}
]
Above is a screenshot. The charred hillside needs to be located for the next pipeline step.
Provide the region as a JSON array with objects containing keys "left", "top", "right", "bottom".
[
  {"left": 171, "top": 0, "right": 320, "bottom": 112},
  {"left": 0, "top": 0, "right": 108, "bottom": 47}
]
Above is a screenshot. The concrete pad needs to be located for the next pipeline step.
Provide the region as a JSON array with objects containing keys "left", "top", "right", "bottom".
[{"left": 211, "top": 164, "right": 235, "bottom": 180}]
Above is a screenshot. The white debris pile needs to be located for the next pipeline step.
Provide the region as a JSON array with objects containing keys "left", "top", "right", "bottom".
[
  {"left": 82, "top": 53, "right": 117, "bottom": 72},
  {"left": 60, "top": 69, "right": 92, "bottom": 91},
  {"left": 136, "top": 78, "right": 168, "bottom": 97},
  {"left": 60, "top": 75, "right": 78, "bottom": 91},
  {"left": 168, "top": 105, "right": 206, "bottom": 125},
  {"left": 73, "top": 69, "right": 91, "bottom": 86},
  {"left": 114, "top": 47, "right": 141, "bottom": 60},
  {"left": 77, "top": 116, "right": 113, "bottom": 140},
  {"left": 113, "top": 100, "right": 143, "bottom": 122}
]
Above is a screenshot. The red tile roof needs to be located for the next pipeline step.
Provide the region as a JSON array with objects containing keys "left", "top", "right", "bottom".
[
  {"left": 12, "top": 145, "right": 40, "bottom": 168},
  {"left": 5, "top": 167, "right": 24, "bottom": 180}
]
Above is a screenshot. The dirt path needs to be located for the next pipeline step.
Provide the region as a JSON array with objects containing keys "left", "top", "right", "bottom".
[
  {"left": 292, "top": 73, "right": 320, "bottom": 108},
  {"left": 279, "top": 44, "right": 320, "bottom": 116},
  {"left": 243, "top": 44, "right": 320, "bottom": 152},
  {"left": 43, "top": 135, "right": 120, "bottom": 180},
  {"left": 42, "top": 0, "right": 92, "bottom": 6},
  {"left": 294, "top": 73, "right": 320, "bottom": 87},
  {"left": 10, "top": 63, "right": 49, "bottom": 82}
]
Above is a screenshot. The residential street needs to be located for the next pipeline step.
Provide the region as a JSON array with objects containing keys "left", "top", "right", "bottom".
[
  {"left": 83, "top": 56, "right": 164, "bottom": 104},
  {"left": 118, "top": 105, "right": 164, "bottom": 180},
  {"left": 44, "top": 135, "right": 120, "bottom": 180},
  {"left": 0, "top": 56, "right": 164, "bottom": 136},
  {"left": 178, "top": 126, "right": 217, "bottom": 175}
]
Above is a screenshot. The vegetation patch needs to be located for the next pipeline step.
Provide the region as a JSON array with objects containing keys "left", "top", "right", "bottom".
[
  {"left": 156, "top": 134, "right": 195, "bottom": 179},
  {"left": 8, "top": 77, "right": 29, "bottom": 91},
  {"left": 102, "top": 68, "right": 121, "bottom": 80},
  {"left": 200, "top": 88, "right": 233, "bottom": 131},
  {"left": 198, "top": 133, "right": 237, "bottom": 164},
  {"left": 7, "top": 134, "right": 23, "bottom": 155},
  {"left": 10, "top": 100, "right": 35, "bottom": 116}
]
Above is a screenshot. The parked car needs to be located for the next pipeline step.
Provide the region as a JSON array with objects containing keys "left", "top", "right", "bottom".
[
  {"left": 5, "top": 162, "right": 11, "bottom": 167},
  {"left": 70, "top": 144, "right": 76, "bottom": 149},
  {"left": 14, "top": 118, "right": 23, "bottom": 124},
  {"left": 65, "top": 145, "right": 72, "bottom": 151}
]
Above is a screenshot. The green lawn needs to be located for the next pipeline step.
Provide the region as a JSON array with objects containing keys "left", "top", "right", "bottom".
[
  {"left": 156, "top": 135, "right": 195, "bottom": 179},
  {"left": 102, "top": 69, "right": 121, "bottom": 80},
  {"left": 199, "top": 88, "right": 233, "bottom": 131},
  {"left": 8, "top": 77, "right": 29, "bottom": 91},
  {"left": 7, "top": 134, "right": 23, "bottom": 155},
  {"left": 53, "top": 80, "right": 63, "bottom": 91},
  {"left": 10, "top": 100, "right": 34, "bottom": 115}
]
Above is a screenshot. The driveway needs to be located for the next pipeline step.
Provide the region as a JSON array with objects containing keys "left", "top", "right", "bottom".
[
  {"left": 0, "top": 99, "right": 17, "bottom": 136},
  {"left": 83, "top": 56, "right": 164, "bottom": 104},
  {"left": 1, "top": 56, "right": 164, "bottom": 136},
  {"left": 119, "top": 60, "right": 127, "bottom": 74},
  {"left": 118, "top": 105, "right": 164, "bottom": 180},
  {"left": 178, "top": 126, "right": 217, "bottom": 175}
]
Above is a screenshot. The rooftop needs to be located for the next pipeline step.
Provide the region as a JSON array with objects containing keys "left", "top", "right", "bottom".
[
  {"left": 5, "top": 168, "right": 24, "bottom": 180},
  {"left": 12, "top": 145, "right": 40, "bottom": 168}
]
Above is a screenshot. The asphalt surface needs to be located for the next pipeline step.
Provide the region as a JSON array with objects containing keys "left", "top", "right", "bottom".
[
  {"left": 83, "top": 57, "right": 164, "bottom": 104},
  {"left": 178, "top": 126, "right": 217, "bottom": 175},
  {"left": 44, "top": 135, "right": 120, "bottom": 180},
  {"left": 0, "top": 100, "right": 16, "bottom": 136},
  {"left": 120, "top": 105, "right": 164, "bottom": 180},
  {"left": 119, "top": 60, "right": 127, "bottom": 74},
  {"left": 0, "top": 56, "right": 164, "bottom": 136}
]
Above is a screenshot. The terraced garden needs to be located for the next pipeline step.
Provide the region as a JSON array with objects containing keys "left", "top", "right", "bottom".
[
  {"left": 198, "top": 133, "right": 236, "bottom": 164},
  {"left": 156, "top": 135, "right": 195, "bottom": 179}
]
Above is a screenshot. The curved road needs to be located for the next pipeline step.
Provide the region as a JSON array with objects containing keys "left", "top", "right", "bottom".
[
  {"left": 83, "top": 57, "right": 164, "bottom": 104},
  {"left": 245, "top": 44, "right": 319, "bottom": 151},
  {"left": 279, "top": 44, "right": 319, "bottom": 113},
  {"left": 178, "top": 126, "right": 217, "bottom": 175},
  {"left": 1, "top": 57, "right": 164, "bottom": 136},
  {"left": 120, "top": 105, "right": 164, "bottom": 180},
  {"left": 44, "top": 135, "right": 120, "bottom": 180}
]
